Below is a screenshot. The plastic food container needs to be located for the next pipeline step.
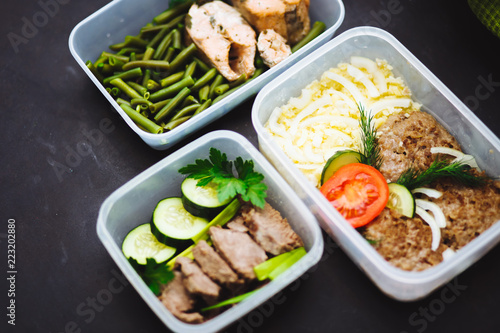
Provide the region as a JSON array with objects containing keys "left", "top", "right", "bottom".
[
  {"left": 251, "top": 26, "right": 500, "bottom": 301},
  {"left": 96, "top": 130, "right": 323, "bottom": 332},
  {"left": 69, "top": 0, "right": 345, "bottom": 150}
]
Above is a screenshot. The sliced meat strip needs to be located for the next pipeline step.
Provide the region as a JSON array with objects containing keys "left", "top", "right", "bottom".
[
  {"left": 158, "top": 271, "right": 204, "bottom": 323},
  {"left": 175, "top": 256, "right": 221, "bottom": 305},
  {"left": 209, "top": 226, "right": 267, "bottom": 280},
  {"left": 192, "top": 240, "right": 243, "bottom": 289},
  {"left": 242, "top": 202, "right": 303, "bottom": 255},
  {"left": 226, "top": 215, "right": 249, "bottom": 233}
]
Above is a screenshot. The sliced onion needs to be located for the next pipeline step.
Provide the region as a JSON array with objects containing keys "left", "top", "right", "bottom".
[
  {"left": 415, "top": 206, "right": 441, "bottom": 251},
  {"left": 412, "top": 187, "right": 443, "bottom": 199},
  {"left": 442, "top": 248, "right": 455, "bottom": 261},
  {"left": 430, "top": 147, "right": 480, "bottom": 170},
  {"left": 415, "top": 199, "right": 446, "bottom": 228}
]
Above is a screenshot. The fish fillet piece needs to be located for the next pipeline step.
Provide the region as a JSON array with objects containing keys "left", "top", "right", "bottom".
[
  {"left": 257, "top": 29, "right": 292, "bottom": 67},
  {"left": 232, "top": 0, "right": 311, "bottom": 45},
  {"left": 186, "top": 1, "right": 256, "bottom": 81}
]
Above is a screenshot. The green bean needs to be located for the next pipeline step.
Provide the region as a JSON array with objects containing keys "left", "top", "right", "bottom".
[
  {"left": 198, "top": 85, "right": 210, "bottom": 102},
  {"left": 163, "top": 47, "right": 176, "bottom": 62},
  {"left": 214, "top": 84, "right": 229, "bottom": 95},
  {"left": 153, "top": 30, "right": 174, "bottom": 60},
  {"left": 163, "top": 115, "right": 191, "bottom": 131},
  {"left": 131, "top": 98, "right": 153, "bottom": 107},
  {"left": 172, "top": 29, "right": 182, "bottom": 50},
  {"left": 110, "top": 78, "right": 142, "bottom": 99},
  {"left": 116, "top": 97, "right": 130, "bottom": 106},
  {"left": 159, "top": 71, "right": 185, "bottom": 88},
  {"left": 141, "top": 69, "right": 151, "bottom": 87},
  {"left": 120, "top": 103, "right": 163, "bottom": 134},
  {"left": 291, "top": 21, "right": 326, "bottom": 53},
  {"left": 208, "top": 74, "right": 225, "bottom": 99},
  {"left": 154, "top": 87, "right": 191, "bottom": 122},
  {"left": 103, "top": 67, "right": 142, "bottom": 85},
  {"left": 122, "top": 60, "right": 170, "bottom": 71},
  {"left": 191, "top": 68, "right": 217, "bottom": 91},
  {"left": 86, "top": 61, "right": 103, "bottom": 82},
  {"left": 142, "top": 47, "right": 155, "bottom": 61},
  {"left": 94, "top": 56, "right": 108, "bottom": 66},
  {"left": 180, "top": 95, "right": 199, "bottom": 108},
  {"left": 110, "top": 87, "right": 121, "bottom": 97},
  {"left": 168, "top": 43, "right": 197, "bottom": 73},
  {"left": 97, "top": 63, "right": 113, "bottom": 75},
  {"left": 146, "top": 79, "right": 161, "bottom": 91},
  {"left": 130, "top": 52, "right": 137, "bottom": 62},
  {"left": 229, "top": 73, "right": 247, "bottom": 88},
  {"left": 144, "top": 14, "right": 187, "bottom": 33},
  {"left": 193, "top": 99, "right": 212, "bottom": 116},
  {"left": 149, "top": 99, "right": 171, "bottom": 114},
  {"left": 183, "top": 61, "right": 197, "bottom": 78},
  {"left": 193, "top": 57, "right": 211, "bottom": 73},
  {"left": 108, "top": 56, "right": 125, "bottom": 71},
  {"left": 100, "top": 52, "right": 129, "bottom": 63},
  {"left": 110, "top": 36, "right": 148, "bottom": 51},
  {"left": 212, "top": 68, "right": 263, "bottom": 104},
  {"left": 153, "top": 1, "right": 193, "bottom": 24},
  {"left": 127, "top": 81, "right": 148, "bottom": 97},
  {"left": 146, "top": 26, "right": 169, "bottom": 49},
  {"left": 171, "top": 103, "right": 200, "bottom": 121},
  {"left": 150, "top": 75, "right": 194, "bottom": 102},
  {"left": 117, "top": 47, "right": 143, "bottom": 56}
]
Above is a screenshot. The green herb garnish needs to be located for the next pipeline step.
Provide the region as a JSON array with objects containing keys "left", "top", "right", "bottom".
[
  {"left": 178, "top": 148, "right": 268, "bottom": 208},
  {"left": 396, "top": 158, "right": 487, "bottom": 191},
  {"left": 130, "top": 258, "right": 175, "bottom": 295},
  {"left": 358, "top": 104, "right": 382, "bottom": 170}
]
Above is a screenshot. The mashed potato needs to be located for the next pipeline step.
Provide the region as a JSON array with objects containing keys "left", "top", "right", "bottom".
[{"left": 264, "top": 56, "right": 421, "bottom": 187}]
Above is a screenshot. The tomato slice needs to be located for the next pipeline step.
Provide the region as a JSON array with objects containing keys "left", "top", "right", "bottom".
[{"left": 320, "top": 163, "right": 389, "bottom": 228}]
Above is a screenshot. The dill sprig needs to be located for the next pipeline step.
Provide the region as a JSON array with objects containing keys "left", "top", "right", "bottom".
[
  {"left": 358, "top": 104, "right": 383, "bottom": 170},
  {"left": 396, "top": 158, "right": 487, "bottom": 191}
]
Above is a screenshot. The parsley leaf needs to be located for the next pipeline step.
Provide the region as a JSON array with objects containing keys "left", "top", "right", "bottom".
[
  {"left": 179, "top": 148, "right": 268, "bottom": 208},
  {"left": 130, "top": 258, "right": 174, "bottom": 295}
]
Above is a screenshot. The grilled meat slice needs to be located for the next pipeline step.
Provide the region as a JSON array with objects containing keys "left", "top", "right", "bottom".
[
  {"left": 176, "top": 256, "right": 221, "bottom": 305},
  {"left": 242, "top": 202, "right": 303, "bottom": 255},
  {"left": 209, "top": 226, "right": 267, "bottom": 280}
]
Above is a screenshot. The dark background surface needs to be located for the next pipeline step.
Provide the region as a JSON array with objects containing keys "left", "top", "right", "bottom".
[{"left": 1, "top": 0, "right": 500, "bottom": 332}]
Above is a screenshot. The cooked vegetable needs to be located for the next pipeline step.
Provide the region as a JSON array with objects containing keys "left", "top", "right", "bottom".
[
  {"left": 178, "top": 148, "right": 268, "bottom": 208},
  {"left": 151, "top": 197, "right": 209, "bottom": 247},
  {"left": 320, "top": 150, "right": 363, "bottom": 185},
  {"left": 201, "top": 290, "right": 258, "bottom": 312},
  {"left": 291, "top": 21, "right": 327, "bottom": 53},
  {"left": 254, "top": 247, "right": 306, "bottom": 281},
  {"left": 122, "top": 223, "right": 176, "bottom": 265},
  {"left": 386, "top": 183, "right": 415, "bottom": 218},
  {"left": 320, "top": 163, "right": 389, "bottom": 228}
]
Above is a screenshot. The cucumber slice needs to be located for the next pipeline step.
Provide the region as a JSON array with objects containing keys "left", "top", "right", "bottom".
[
  {"left": 122, "top": 223, "right": 176, "bottom": 265},
  {"left": 387, "top": 183, "right": 415, "bottom": 218},
  {"left": 321, "top": 150, "right": 363, "bottom": 185},
  {"left": 181, "top": 178, "right": 234, "bottom": 219},
  {"left": 151, "top": 197, "right": 209, "bottom": 247}
]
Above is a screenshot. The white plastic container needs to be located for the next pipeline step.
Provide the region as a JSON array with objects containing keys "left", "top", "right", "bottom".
[
  {"left": 69, "top": 0, "right": 345, "bottom": 150},
  {"left": 96, "top": 130, "right": 323, "bottom": 332},
  {"left": 251, "top": 26, "right": 500, "bottom": 301}
]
